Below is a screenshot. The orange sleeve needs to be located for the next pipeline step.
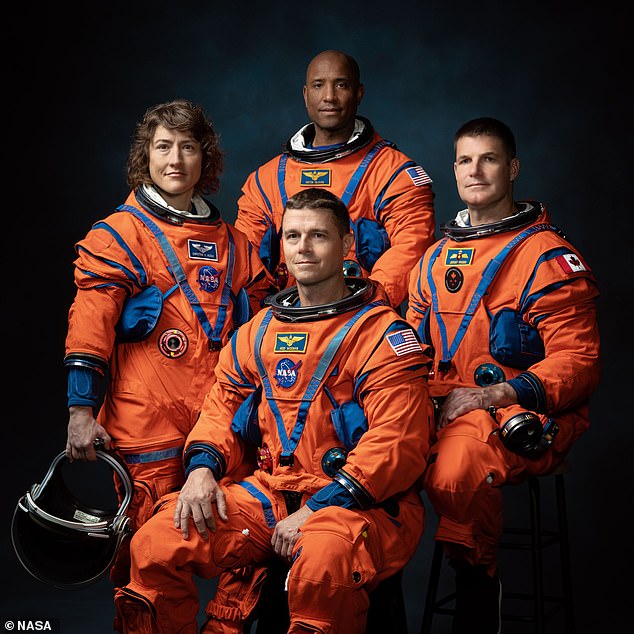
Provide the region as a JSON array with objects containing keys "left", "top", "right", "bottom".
[
  {"left": 230, "top": 224, "right": 277, "bottom": 317},
  {"left": 340, "top": 318, "right": 434, "bottom": 502},
  {"left": 234, "top": 162, "right": 278, "bottom": 250},
  {"left": 367, "top": 156, "right": 436, "bottom": 307},
  {"left": 405, "top": 252, "right": 431, "bottom": 333},
  {"left": 185, "top": 316, "right": 260, "bottom": 474},
  {"left": 65, "top": 217, "right": 141, "bottom": 362},
  {"left": 526, "top": 268, "right": 601, "bottom": 412}
]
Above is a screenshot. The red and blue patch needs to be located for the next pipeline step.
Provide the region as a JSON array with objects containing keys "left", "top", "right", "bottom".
[
  {"left": 198, "top": 266, "right": 222, "bottom": 292},
  {"left": 275, "top": 358, "right": 302, "bottom": 388}
]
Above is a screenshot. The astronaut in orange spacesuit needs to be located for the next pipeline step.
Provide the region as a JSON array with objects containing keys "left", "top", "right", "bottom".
[
  {"left": 406, "top": 117, "right": 601, "bottom": 633},
  {"left": 234, "top": 49, "right": 435, "bottom": 309},
  {"left": 114, "top": 187, "right": 433, "bottom": 634},
  {"left": 64, "top": 99, "right": 273, "bottom": 597}
]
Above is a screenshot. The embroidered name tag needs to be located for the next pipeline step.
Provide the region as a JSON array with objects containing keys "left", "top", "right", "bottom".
[
  {"left": 188, "top": 240, "right": 218, "bottom": 261},
  {"left": 445, "top": 248, "right": 474, "bottom": 266},
  {"left": 274, "top": 333, "right": 308, "bottom": 353},
  {"left": 300, "top": 169, "right": 331, "bottom": 186}
]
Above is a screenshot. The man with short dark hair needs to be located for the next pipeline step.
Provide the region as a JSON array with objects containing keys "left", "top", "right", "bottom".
[
  {"left": 407, "top": 117, "right": 601, "bottom": 632},
  {"left": 235, "top": 49, "right": 436, "bottom": 310},
  {"left": 115, "top": 188, "right": 434, "bottom": 633}
]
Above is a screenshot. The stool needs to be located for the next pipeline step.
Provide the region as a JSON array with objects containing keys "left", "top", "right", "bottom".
[{"left": 420, "top": 461, "right": 574, "bottom": 634}]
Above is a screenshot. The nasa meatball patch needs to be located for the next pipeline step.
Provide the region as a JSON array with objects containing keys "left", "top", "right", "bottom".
[{"left": 275, "top": 358, "right": 302, "bottom": 388}]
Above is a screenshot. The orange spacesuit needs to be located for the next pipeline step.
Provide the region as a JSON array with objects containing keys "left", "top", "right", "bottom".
[
  {"left": 65, "top": 188, "right": 273, "bottom": 583},
  {"left": 234, "top": 117, "right": 435, "bottom": 307},
  {"left": 406, "top": 201, "right": 600, "bottom": 573},
  {"left": 114, "top": 279, "right": 433, "bottom": 633}
]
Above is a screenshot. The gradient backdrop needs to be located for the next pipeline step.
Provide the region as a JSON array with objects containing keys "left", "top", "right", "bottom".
[{"left": 4, "top": 2, "right": 629, "bottom": 632}]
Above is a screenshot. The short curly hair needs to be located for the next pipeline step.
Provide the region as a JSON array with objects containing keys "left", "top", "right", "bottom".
[{"left": 126, "top": 99, "right": 223, "bottom": 195}]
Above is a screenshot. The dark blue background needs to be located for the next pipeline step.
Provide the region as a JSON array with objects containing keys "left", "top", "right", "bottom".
[{"left": 4, "top": 2, "right": 630, "bottom": 632}]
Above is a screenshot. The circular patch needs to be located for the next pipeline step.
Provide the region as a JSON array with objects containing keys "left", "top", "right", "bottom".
[
  {"left": 445, "top": 267, "right": 464, "bottom": 293},
  {"left": 343, "top": 259, "right": 362, "bottom": 277},
  {"left": 474, "top": 363, "right": 505, "bottom": 386},
  {"left": 198, "top": 265, "right": 222, "bottom": 292},
  {"left": 158, "top": 329, "right": 188, "bottom": 358},
  {"left": 274, "top": 358, "right": 302, "bottom": 388}
]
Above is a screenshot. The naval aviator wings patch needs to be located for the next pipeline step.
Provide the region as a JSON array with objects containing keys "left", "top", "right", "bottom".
[{"left": 274, "top": 333, "right": 309, "bottom": 353}]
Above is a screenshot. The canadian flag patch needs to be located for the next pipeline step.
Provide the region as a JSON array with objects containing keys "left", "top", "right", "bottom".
[{"left": 555, "top": 253, "right": 586, "bottom": 273}]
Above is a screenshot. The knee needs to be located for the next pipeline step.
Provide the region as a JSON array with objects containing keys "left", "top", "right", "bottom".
[
  {"left": 128, "top": 508, "right": 194, "bottom": 579},
  {"left": 291, "top": 531, "right": 370, "bottom": 589},
  {"left": 210, "top": 527, "right": 256, "bottom": 569},
  {"left": 425, "top": 431, "right": 501, "bottom": 494}
]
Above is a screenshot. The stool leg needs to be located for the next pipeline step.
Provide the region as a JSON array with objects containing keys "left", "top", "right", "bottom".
[
  {"left": 420, "top": 541, "right": 444, "bottom": 634},
  {"left": 528, "top": 478, "right": 545, "bottom": 634},
  {"left": 555, "top": 473, "right": 575, "bottom": 634},
  {"left": 252, "top": 559, "right": 291, "bottom": 634},
  {"left": 366, "top": 570, "right": 408, "bottom": 634}
]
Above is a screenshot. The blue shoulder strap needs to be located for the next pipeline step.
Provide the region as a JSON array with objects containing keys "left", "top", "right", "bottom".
[
  {"left": 277, "top": 154, "right": 290, "bottom": 207},
  {"left": 118, "top": 205, "right": 235, "bottom": 350},
  {"left": 429, "top": 223, "right": 556, "bottom": 370},
  {"left": 253, "top": 301, "right": 384, "bottom": 464},
  {"left": 340, "top": 140, "right": 389, "bottom": 206}
]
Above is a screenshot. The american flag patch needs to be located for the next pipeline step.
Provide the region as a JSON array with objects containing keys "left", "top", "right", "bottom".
[
  {"left": 405, "top": 165, "right": 432, "bottom": 187},
  {"left": 555, "top": 253, "right": 587, "bottom": 274},
  {"left": 386, "top": 329, "right": 423, "bottom": 356}
]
